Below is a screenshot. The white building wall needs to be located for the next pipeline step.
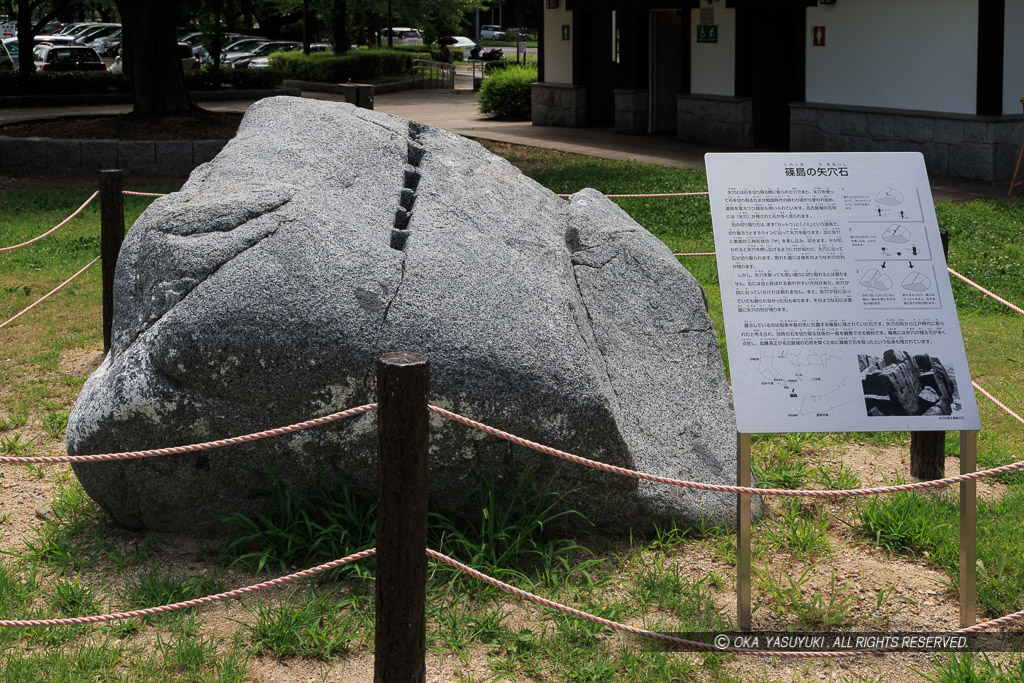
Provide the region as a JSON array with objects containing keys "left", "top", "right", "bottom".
[
  {"left": 543, "top": 6, "right": 573, "bottom": 84},
  {"left": 805, "top": 0, "right": 977, "bottom": 115},
  {"left": 1005, "top": 0, "right": 1024, "bottom": 115},
  {"left": 689, "top": 1, "right": 735, "bottom": 96}
]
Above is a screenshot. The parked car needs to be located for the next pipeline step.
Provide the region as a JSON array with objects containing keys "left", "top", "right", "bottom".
[
  {"left": 378, "top": 27, "right": 423, "bottom": 46},
  {"left": 83, "top": 27, "right": 120, "bottom": 52},
  {"left": 433, "top": 36, "right": 475, "bottom": 58},
  {"left": 1, "top": 37, "right": 19, "bottom": 68},
  {"left": 55, "top": 22, "right": 94, "bottom": 35},
  {"left": 92, "top": 30, "right": 122, "bottom": 56},
  {"left": 479, "top": 25, "right": 503, "bottom": 40},
  {"left": 32, "top": 43, "right": 106, "bottom": 72},
  {"left": 110, "top": 42, "right": 199, "bottom": 74},
  {"left": 248, "top": 42, "right": 329, "bottom": 68},
  {"left": 203, "top": 37, "right": 267, "bottom": 65},
  {"left": 0, "top": 40, "right": 12, "bottom": 70},
  {"left": 192, "top": 32, "right": 250, "bottom": 61},
  {"left": 504, "top": 27, "right": 534, "bottom": 40},
  {"left": 227, "top": 40, "right": 299, "bottom": 68},
  {"left": 73, "top": 23, "right": 119, "bottom": 45}
]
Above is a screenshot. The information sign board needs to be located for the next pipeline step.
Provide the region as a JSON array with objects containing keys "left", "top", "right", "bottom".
[
  {"left": 706, "top": 153, "right": 981, "bottom": 433},
  {"left": 696, "top": 25, "right": 718, "bottom": 43}
]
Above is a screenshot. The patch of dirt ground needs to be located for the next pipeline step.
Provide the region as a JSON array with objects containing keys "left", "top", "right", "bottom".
[{"left": 0, "top": 351, "right": 1017, "bottom": 680}]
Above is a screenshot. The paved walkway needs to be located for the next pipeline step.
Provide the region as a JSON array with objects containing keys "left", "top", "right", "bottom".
[{"left": 0, "top": 86, "right": 1008, "bottom": 203}]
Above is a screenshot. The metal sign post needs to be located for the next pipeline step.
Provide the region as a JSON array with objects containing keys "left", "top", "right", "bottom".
[
  {"left": 737, "top": 433, "right": 752, "bottom": 631},
  {"left": 960, "top": 429, "right": 977, "bottom": 627},
  {"left": 706, "top": 152, "right": 984, "bottom": 636}
]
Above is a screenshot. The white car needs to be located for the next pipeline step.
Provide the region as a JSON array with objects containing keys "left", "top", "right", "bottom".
[
  {"left": 248, "top": 42, "right": 330, "bottom": 68},
  {"left": 110, "top": 41, "right": 198, "bottom": 74},
  {"left": 433, "top": 36, "right": 476, "bottom": 59},
  {"left": 479, "top": 25, "right": 503, "bottom": 40},
  {"left": 378, "top": 27, "right": 422, "bottom": 46},
  {"left": 0, "top": 40, "right": 12, "bottom": 70}
]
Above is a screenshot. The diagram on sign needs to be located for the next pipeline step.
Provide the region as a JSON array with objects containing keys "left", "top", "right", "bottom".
[
  {"left": 882, "top": 224, "right": 911, "bottom": 243},
  {"left": 799, "top": 377, "right": 852, "bottom": 417},
  {"left": 875, "top": 187, "right": 904, "bottom": 206},
  {"left": 902, "top": 272, "right": 932, "bottom": 292},
  {"left": 848, "top": 223, "right": 931, "bottom": 262},
  {"left": 757, "top": 350, "right": 850, "bottom": 416},
  {"left": 860, "top": 269, "right": 893, "bottom": 291}
]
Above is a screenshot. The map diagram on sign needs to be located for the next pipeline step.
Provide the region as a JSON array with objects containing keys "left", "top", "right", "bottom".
[{"left": 757, "top": 350, "right": 852, "bottom": 416}]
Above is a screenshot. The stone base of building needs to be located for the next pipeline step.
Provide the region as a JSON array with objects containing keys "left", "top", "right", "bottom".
[
  {"left": 532, "top": 83, "right": 588, "bottom": 127},
  {"left": 614, "top": 89, "right": 648, "bottom": 135},
  {"left": 791, "top": 102, "right": 1024, "bottom": 182},
  {"left": 676, "top": 94, "right": 753, "bottom": 148}
]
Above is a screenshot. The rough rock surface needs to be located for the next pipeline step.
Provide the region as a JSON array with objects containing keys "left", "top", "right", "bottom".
[
  {"left": 860, "top": 350, "right": 958, "bottom": 417},
  {"left": 67, "top": 96, "right": 753, "bottom": 533}
]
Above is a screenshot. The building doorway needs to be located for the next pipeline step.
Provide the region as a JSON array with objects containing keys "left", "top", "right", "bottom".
[
  {"left": 738, "top": 5, "right": 805, "bottom": 149},
  {"left": 649, "top": 9, "right": 686, "bottom": 134}
]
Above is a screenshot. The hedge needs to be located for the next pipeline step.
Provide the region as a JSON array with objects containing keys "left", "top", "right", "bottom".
[
  {"left": 268, "top": 49, "right": 430, "bottom": 83},
  {"left": 477, "top": 63, "right": 537, "bottom": 120}
]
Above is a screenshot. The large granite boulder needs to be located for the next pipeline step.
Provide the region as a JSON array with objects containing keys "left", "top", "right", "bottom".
[{"left": 67, "top": 96, "right": 754, "bottom": 533}]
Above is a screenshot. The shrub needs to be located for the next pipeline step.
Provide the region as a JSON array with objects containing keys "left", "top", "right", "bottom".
[
  {"left": 477, "top": 63, "right": 537, "bottom": 120},
  {"left": 269, "top": 49, "right": 428, "bottom": 83}
]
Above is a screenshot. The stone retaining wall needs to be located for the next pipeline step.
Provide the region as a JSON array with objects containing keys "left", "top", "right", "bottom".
[
  {"left": 0, "top": 87, "right": 300, "bottom": 109},
  {"left": 532, "top": 82, "right": 587, "bottom": 127},
  {"left": 676, "top": 94, "right": 753, "bottom": 148},
  {"left": 0, "top": 137, "right": 229, "bottom": 177},
  {"left": 791, "top": 102, "right": 1024, "bottom": 182}
]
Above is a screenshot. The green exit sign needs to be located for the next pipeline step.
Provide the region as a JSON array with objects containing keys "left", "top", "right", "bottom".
[{"left": 696, "top": 25, "right": 718, "bottom": 43}]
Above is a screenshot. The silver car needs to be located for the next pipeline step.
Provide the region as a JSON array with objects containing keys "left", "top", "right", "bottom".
[{"left": 0, "top": 40, "right": 12, "bottom": 71}]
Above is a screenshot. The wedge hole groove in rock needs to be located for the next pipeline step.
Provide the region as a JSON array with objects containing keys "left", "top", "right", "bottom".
[{"left": 390, "top": 123, "right": 426, "bottom": 251}]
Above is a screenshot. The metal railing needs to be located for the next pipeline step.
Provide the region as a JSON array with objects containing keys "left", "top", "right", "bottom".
[{"left": 412, "top": 59, "right": 454, "bottom": 89}]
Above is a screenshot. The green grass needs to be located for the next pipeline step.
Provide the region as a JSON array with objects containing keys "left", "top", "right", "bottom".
[
  {"left": 857, "top": 487, "right": 1024, "bottom": 615},
  {"left": 218, "top": 471, "right": 376, "bottom": 579},
  {"left": 241, "top": 589, "right": 366, "bottom": 658},
  {"left": 3, "top": 151, "right": 1024, "bottom": 678}
]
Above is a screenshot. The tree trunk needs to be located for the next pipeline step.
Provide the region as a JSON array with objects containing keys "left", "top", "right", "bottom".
[
  {"left": 16, "top": 0, "right": 33, "bottom": 76},
  {"left": 331, "top": 0, "right": 348, "bottom": 55},
  {"left": 116, "top": 0, "right": 198, "bottom": 117},
  {"left": 302, "top": 0, "right": 310, "bottom": 54}
]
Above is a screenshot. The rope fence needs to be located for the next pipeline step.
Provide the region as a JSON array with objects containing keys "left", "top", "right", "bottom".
[
  {"left": 0, "top": 191, "right": 99, "bottom": 253},
  {"left": 121, "top": 190, "right": 168, "bottom": 198},
  {"left": 2, "top": 540, "right": 1023, "bottom": 660},
  {"left": 556, "top": 191, "right": 710, "bottom": 199},
  {"left": 0, "top": 256, "right": 100, "bottom": 331},
  {"left": 3, "top": 184, "right": 1024, "bottom": 663},
  {"left": 0, "top": 403, "right": 377, "bottom": 465},
  {"left": 427, "top": 404, "right": 1024, "bottom": 498},
  {"left": 0, "top": 548, "right": 376, "bottom": 628}
]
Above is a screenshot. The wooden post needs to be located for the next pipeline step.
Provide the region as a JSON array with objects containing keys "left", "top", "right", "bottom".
[
  {"left": 910, "top": 229, "right": 949, "bottom": 480},
  {"left": 375, "top": 351, "right": 429, "bottom": 683},
  {"left": 99, "top": 169, "right": 125, "bottom": 353}
]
